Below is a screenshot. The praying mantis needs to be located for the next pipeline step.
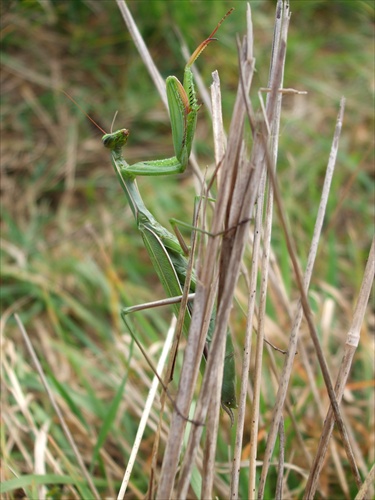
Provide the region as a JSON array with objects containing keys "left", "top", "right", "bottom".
[{"left": 102, "top": 10, "right": 237, "bottom": 417}]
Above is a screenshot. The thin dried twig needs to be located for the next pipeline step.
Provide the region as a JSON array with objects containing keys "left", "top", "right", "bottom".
[
  {"left": 237, "top": 40, "right": 352, "bottom": 494},
  {"left": 275, "top": 417, "right": 285, "bottom": 500}
]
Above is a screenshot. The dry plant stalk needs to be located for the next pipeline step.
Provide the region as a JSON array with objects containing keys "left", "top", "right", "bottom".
[{"left": 245, "top": 1, "right": 290, "bottom": 496}]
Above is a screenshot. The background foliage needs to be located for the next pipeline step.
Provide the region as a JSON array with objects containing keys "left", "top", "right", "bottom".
[{"left": 1, "top": 1, "right": 374, "bottom": 498}]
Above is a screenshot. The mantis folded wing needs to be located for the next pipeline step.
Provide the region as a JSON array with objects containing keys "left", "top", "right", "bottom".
[{"left": 102, "top": 10, "right": 237, "bottom": 417}]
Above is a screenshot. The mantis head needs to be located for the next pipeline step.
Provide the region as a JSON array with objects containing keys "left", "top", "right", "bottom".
[{"left": 102, "top": 129, "right": 130, "bottom": 150}]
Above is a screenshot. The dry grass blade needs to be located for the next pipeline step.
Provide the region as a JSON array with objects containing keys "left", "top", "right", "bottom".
[
  {"left": 355, "top": 463, "right": 375, "bottom": 500},
  {"left": 1, "top": 52, "right": 53, "bottom": 89},
  {"left": 117, "top": 316, "right": 176, "bottom": 499},
  {"left": 304, "top": 237, "right": 375, "bottom": 498},
  {"left": 14, "top": 314, "right": 101, "bottom": 500},
  {"left": 275, "top": 417, "right": 285, "bottom": 500}
]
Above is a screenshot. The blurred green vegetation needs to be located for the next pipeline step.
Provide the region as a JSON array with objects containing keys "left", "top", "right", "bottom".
[{"left": 1, "top": 1, "right": 374, "bottom": 498}]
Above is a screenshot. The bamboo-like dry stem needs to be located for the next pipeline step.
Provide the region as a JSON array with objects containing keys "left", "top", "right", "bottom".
[
  {"left": 248, "top": 1, "right": 290, "bottom": 496},
  {"left": 200, "top": 71, "right": 226, "bottom": 500},
  {"left": 230, "top": 4, "right": 257, "bottom": 498}
]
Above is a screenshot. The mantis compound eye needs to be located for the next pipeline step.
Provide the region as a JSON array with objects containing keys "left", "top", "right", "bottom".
[{"left": 102, "top": 134, "right": 113, "bottom": 148}]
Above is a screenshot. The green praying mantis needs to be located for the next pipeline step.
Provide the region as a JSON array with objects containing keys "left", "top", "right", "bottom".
[{"left": 102, "top": 10, "right": 237, "bottom": 418}]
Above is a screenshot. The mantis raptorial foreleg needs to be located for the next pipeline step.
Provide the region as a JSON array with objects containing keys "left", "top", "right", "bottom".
[
  {"left": 102, "top": 10, "right": 237, "bottom": 418},
  {"left": 103, "top": 9, "right": 233, "bottom": 178}
]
